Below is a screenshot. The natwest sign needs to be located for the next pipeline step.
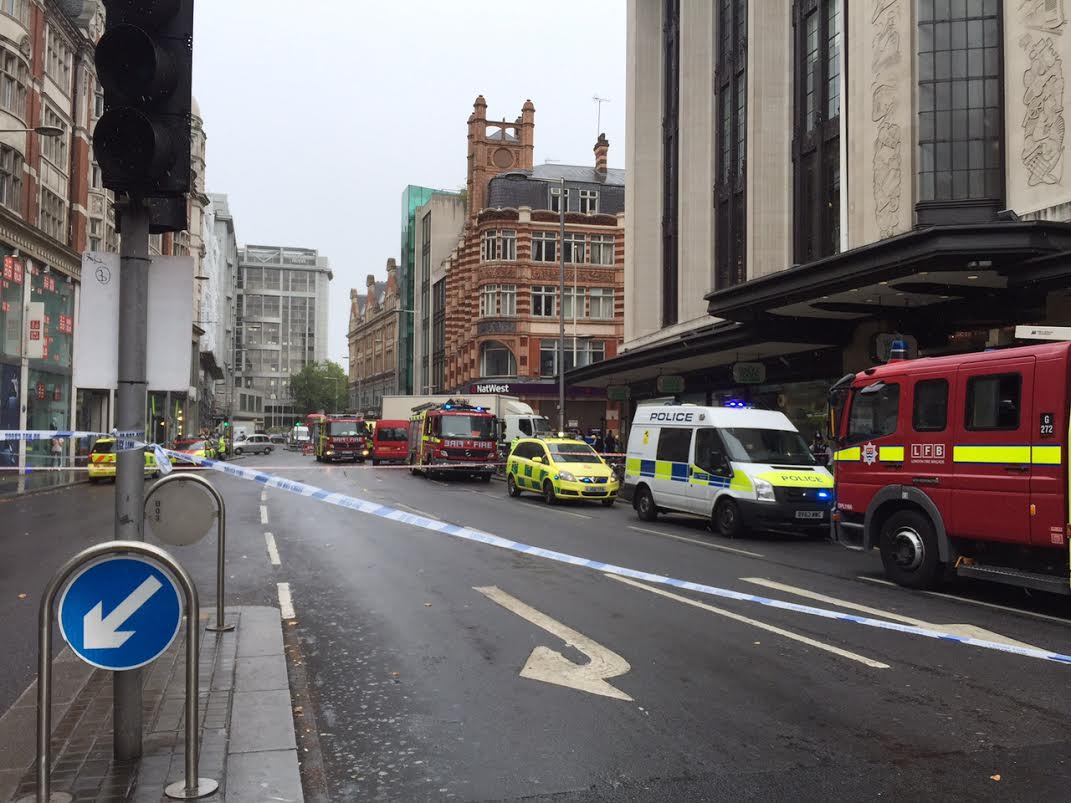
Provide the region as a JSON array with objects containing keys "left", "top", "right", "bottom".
[{"left": 466, "top": 381, "right": 606, "bottom": 399}]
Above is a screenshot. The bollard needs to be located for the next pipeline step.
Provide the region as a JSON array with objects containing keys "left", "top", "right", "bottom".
[
  {"left": 144, "top": 472, "right": 234, "bottom": 632},
  {"left": 34, "top": 541, "right": 218, "bottom": 802}
]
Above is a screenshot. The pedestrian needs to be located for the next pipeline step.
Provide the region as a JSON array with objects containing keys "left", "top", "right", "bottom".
[
  {"left": 604, "top": 430, "right": 617, "bottom": 455},
  {"left": 593, "top": 432, "right": 606, "bottom": 455},
  {"left": 810, "top": 431, "right": 830, "bottom": 466}
]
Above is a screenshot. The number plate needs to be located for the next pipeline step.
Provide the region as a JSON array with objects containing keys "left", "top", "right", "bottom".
[{"left": 795, "top": 510, "right": 825, "bottom": 520}]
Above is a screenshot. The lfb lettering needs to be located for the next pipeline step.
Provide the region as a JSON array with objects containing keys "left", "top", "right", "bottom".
[{"left": 648, "top": 412, "right": 694, "bottom": 422}]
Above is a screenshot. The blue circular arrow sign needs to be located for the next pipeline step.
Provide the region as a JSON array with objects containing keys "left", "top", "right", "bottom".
[{"left": 58, "top": 556, "right": 182, "bottom": 671}]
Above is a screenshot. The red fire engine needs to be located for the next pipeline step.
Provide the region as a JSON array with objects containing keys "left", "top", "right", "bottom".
[
  {"left": 408, "top": 400, "right": 496, "bottom": 481},
  {"left": 309, "top": 413, "right": 370, "bottom": 463},
  {"left": 831, "top": 340, "right": 1070, "bottom": 595}
]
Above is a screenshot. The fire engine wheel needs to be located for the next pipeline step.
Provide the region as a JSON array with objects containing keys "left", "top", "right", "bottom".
[
  {"left": 542, "top": 480, "right": 558, "bottom": 505},
  {"left": 634, "top": 486, "right": 658, "bottom": 522},
  {"left": 879, "top": 509, "right": 943, "bottom": 589},
  {"left": 507, "top": 474, "right": 521, "bottom": 497}
]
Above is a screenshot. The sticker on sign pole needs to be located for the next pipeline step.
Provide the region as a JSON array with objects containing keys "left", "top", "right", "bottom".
[{"left": 57, "top": 555, "right": 183, "bottom": 671}]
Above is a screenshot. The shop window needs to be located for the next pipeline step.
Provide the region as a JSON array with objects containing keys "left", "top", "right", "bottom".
[
  {"left": 965, "top": 373, "right": 1020, "bottom": 431},
  {"left": 912, "top": 378, "right": 948, "bottom": 432},
  {"left": 847, "top": 382, "right": 900, "bottom": 443},
  {"left": 655, "top": 427, "right": 692, "bottom": 463}
]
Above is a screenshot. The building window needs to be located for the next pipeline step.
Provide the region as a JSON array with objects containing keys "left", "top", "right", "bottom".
[
  {"left": 540, "top": 339, "right": 605, "bottom": 376},
  {"left": 0, "top": 144, "right": 22, "bottom": 212},
  {"left": 662, "top": 0, "right": 681, "bottom": 325},
  {"left": 918, "top": 0, "right": 1003, "bottom": 203},
  {"left": 480, "top": 341, "right": 516, "bottom": 377},
  {"left": 793, "top": 0, "right": 841, "bottom": 263},
  {"left": 45, "top": 27, "right": 73, "bottom": 95},
  {"left": 0, "top": 49, "right": 27, "bottom": 120},
  {"left": 715, "top": 0, "right": 747, "bottom": 290},
  {"left": 480, "top": 229, "right": 516, "bottom": 261},
  {"left": 532, "top": 231, "right": 557, "bottom": 262},
  {"left": 563, "top": 233, "right": 586, "bottom": 263},
  {"left": 562, "top": 287, "right": 585, "bottom": 320},
  {"left": 93, "top": 90, "right": 104, "bottom": 119},
  {"left": 549, "top": 186, "right": 571, "bottom": 213},
  {"left": 479, "top": 284, "right": 516, "bottom": 317},
  {"left": 1, "top": 0, "right": 28, "bottom": 25},
  {"left": 39, "top": 188, "right": 66, "bottom": 242},
  {"left": 590, "top": 234, "right": 615, "bottom": 266},
  {"left": 91, "top": 163, "right": 102, "bottom": 189},
  {"left": 590, "top": 288, "right": 614, "bottom": 319},
  {"left": 41, "top": 107, "right": 68, "bottom": 171},
  {"left": 578, "top": 190, "right": 599, "bottom": 214},
  {"left": 532, "top": 285, "right": 556, "bottom": 317}
]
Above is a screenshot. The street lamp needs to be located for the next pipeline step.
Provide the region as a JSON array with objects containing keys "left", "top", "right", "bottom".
[
  {"left": 0, "top": 126, "right": 63, "bottom": 137},
  {"left": 504, "top": 170, "right": 566, "bottom": 432}
]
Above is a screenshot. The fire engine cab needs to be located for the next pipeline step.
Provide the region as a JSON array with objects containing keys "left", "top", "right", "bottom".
[
  {"left": 408, "top": 400, "right": 496, "bottom": 481},
  {"left": 830, "top": 340, "right": 1070, "bottom": 595}
]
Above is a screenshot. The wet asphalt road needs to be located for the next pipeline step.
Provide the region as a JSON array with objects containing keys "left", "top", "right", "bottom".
[{"left": 2, "top": 450, "right": 1071, "bottom": 801}]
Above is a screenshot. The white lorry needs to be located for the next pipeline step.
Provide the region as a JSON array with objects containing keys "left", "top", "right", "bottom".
[{"left": 379, "top": 394, "right": 550, "bottom": 444}]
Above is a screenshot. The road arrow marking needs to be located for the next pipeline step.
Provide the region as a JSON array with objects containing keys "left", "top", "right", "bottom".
[
  {"left": 83, "top": 576, "right": 163, "bottom": 650},
  {"left": 474, "top": 585, "right": 633, "bottom": 701}
]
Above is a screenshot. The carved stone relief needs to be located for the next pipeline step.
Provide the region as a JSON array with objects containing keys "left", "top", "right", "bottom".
[
  {"left": 1019, "top": 2, "right": 1067, "bottom": 187},
  {"left": 871, "top": 0, "right": 902, "bottom": 238}
]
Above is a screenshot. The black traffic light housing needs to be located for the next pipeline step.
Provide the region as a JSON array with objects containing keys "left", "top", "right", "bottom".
[{"left": 94, "top": 0, "right": 193, "bottom": 201}]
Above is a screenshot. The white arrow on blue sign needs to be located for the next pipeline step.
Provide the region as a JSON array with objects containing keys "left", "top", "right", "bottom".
[{"left": 58, "top": 555, "right": 183, "bottom": 671}]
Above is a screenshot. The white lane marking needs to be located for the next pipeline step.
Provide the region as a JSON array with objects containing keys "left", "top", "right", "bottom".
[
  {"left": 260, "top": 490, "right": 267, "bottom": 502},
  {"left": 543, "top": 507, "right": 592, "bottom": 520},
  {"left": 265, "top": 532, "right": 281, "bottom": 566},
  {"left": 394, "top": 502, "right": 440, "bottom": 520},
  {"left": 608, "top": 575, "right": 890, "bottom": 670},
  {"left": 277, "top": 582, "right": 295, "bottom": 619},
  {"left": 742, "top": 577, "right": 1041, "bottom": 650},
  {"left": 260, "top": 504, "right": 268, "bottom": 525},
  {"left": 857, "top": 576, "right": 1071, "bottom": 626},
  {"left": 474, "top": 585, "right": 633, "bottom": 701},
  {"left": 628, "top": 526, "right": 764, "bottom": 558}
]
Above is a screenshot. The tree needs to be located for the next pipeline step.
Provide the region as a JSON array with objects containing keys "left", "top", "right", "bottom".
[{"left": 289, "top": 360, "right": 348, "bottom": 415}]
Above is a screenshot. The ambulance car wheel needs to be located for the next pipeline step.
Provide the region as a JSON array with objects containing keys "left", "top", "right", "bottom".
[
  {"left": 542, "top": 480, "right": 558, "bottom": 505},
  {"left": 879, "top": 509, "right": 943, "bottom": 589},
  {"left": 634, "top": 486, "right": 657, "bottom": 522},
  {"left": 507, "top": 474, "right": 521, "bottom": 497},
  {"left": 713, "top": 498, "right": 743, "bottom": 539},
  {"left": 89, "top": 476, "right": 100, "bottom": 484}
]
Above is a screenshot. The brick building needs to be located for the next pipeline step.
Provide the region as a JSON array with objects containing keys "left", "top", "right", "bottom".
[
  {"left": 443, "top": 96, "right": 625, "bottom": 432},
  {"left": 348, "top": 259, "right": 400, "bottom": 415}
]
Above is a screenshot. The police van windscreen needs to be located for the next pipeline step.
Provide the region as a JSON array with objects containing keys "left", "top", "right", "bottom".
[
  {"left": 441, "top": 415, "right": 494, "bottom": 440},
  {"left": 548, "top": 442, "right": 599, "bottom": 463},
  {"left": 720, "top": 428, "right": 816, "bottom": 466}
]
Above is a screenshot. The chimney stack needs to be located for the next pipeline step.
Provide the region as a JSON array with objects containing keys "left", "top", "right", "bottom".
[{"left": 594, "top": 133, "right": 609, "bottom": 174}]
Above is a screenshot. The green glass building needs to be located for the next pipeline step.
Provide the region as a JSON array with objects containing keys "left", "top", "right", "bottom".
[{"left": 399, "top": 185, "right": 442, "bottom": 395}]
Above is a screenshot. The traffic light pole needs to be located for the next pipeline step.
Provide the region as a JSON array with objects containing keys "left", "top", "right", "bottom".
[{"left": 113, "top": 195, "right": 150, "bottom": 761}]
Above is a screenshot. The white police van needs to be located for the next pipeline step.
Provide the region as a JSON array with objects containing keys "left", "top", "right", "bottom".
[{"left": 623, "top": 405, "right": 834, "bottom": 537}]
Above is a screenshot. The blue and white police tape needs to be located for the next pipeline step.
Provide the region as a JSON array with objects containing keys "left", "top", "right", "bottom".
[{"left": 155, "top": 446, "right": 1071, "bottom": 667}]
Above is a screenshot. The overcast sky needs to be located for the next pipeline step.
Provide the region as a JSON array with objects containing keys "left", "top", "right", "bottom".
[{"left": 192, "top": 1, "right": 627, "bottom": 363}]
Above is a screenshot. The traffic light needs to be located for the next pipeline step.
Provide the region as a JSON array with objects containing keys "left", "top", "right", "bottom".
[{"left": 93, "top": 0, "right": 194, "bottom": 198}]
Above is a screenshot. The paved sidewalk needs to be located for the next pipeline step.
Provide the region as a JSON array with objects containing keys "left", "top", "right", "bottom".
[{"left": 3, "top": 606, "right": 301, "bottom": 803}]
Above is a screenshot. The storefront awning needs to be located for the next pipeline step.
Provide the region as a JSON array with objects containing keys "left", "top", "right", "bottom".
[{"left": 704, "top": 221, "right": 1071, "bottom": 325}]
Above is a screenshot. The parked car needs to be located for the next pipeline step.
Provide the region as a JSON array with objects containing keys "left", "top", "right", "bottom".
[{"left": 233, "top": 434, "right": 273, "bottom": 456}]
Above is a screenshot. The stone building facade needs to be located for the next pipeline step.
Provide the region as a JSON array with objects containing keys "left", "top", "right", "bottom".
[
  {"left": 348, "top": 259, "right": 400, "bottom": 415},
  {"left": 570, "top": 0, "right": 1071, "bottom": 441}
]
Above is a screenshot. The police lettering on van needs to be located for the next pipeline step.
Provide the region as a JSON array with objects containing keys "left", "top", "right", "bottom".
[{"left": 623, "top": 405, "right": 833, "bottom": 539}]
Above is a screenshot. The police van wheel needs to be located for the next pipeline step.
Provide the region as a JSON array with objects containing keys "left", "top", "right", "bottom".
[
  {"left": 634, "top": 486, "right": 657, "bottom": 521},
  {"left": 713, "top": 498, "right": 743, "bottom": 539},
  {"left": 542, "top": 480, "right": 558, "bottom": 505},
  {"left": 507, "top": 474, "right": 521, "bottom": 497},
  {"left": 879, "top": 509, "right": 943, "bottom": 589}
]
